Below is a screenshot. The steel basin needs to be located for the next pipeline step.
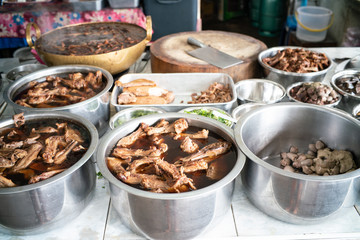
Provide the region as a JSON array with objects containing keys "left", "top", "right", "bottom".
[
  {"left": 0, "top": 112, "right": 98, "bottom": 234},
  {"left": 258, "top": 47, "right": 333, "bottom": 89},
  {"left": 96, "top": 113, "right": 245, "bottom": 240},
  {"left": 3, "top": 65, "right": 113, "bottom": 136},
  {"left": 234, "top": 102, "right": 360, "bottom": 224}
]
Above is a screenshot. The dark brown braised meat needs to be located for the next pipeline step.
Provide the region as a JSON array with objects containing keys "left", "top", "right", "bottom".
[
  {"left": 262, "top": 48, "right": 330, "bottom": 73},
  {"left": 335, "top": 73, "right": 360, "bottom": 96},
  {"left": 0, "top": 113, "right": 89, "bottom": 187},
  {"left": 14, "top": 71, "right": 105, "bottom": 108},
  {"left": 36, "top": 23, "right": 146, "bottom": 56},
  {"left": 106, "top": 118, "right": 236, "bottom": 193},
  {"left": 289, "top": 82, "right": 340, "bottom": 105},
  {"left": 188, "top": 82, "right": 232, "bottom": 104}
]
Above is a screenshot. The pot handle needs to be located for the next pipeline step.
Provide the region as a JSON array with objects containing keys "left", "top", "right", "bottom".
[
  {"left": 145, "top": 15, "right": 152, "bottom": 43},
  {"left": 26, "top": 23, "right": 41, "bottom": 49}
]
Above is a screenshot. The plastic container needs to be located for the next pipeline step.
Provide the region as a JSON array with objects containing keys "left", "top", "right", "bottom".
[
  {"left": 258, "top": 0, "right": 286, "bottom": 37},
  {"left": 143, "top": 0, "right": 198, "bottom": 41},
  {"left": 295, "top": 6, "right": 333, "bottom": 42}
]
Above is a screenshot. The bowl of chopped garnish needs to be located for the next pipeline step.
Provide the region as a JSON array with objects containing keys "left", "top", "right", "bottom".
[
  {"left": 179, "top": 106, "right": 235, "bottom": 128},
  {"left": 109, "top": 106, "right": 166, "bottom": 129}
]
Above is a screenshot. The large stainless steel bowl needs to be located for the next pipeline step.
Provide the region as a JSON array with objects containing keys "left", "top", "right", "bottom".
[
  {"left": 234, "top": 102, "right": 360, "bottom": 224},
  {"left": 96, "top": 113, "right": 245, "bottom": 240},
  {"left": 330, "top": 69, "right": 360, "bottom": 114},
  {"left": 258, "top": 47, "right": 333, "bottom": 89},
  {"left": 3, "top": 65, "right": 113, "bottom": 136},
  {"left": 0, "top": 112, "right": 98, "bottom": 234}
]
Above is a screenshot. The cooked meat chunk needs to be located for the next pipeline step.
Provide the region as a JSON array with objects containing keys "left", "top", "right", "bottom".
[
  {"left": 28, "top": 169, "right": 65, "bottom": 184},
  {"left": 54, "top": 140, "right": 78, "bottom": 164},
  {"left": 116, "top": 78, "right": 156, "bottom": 88},
  {"left": 174, "top": 129, "right": 209, "bottom": 140},
  {"left": 116, "top": 123, "right": 147, "bottom": 147},
  {"left": 180, "top": 137, "right": 199, "bottom": 153},
  {"left": 11, "top": 143, "right": 43, "bottom": 172},
  {"left": 13, "top": 113, "right": 25, "bottom": 128},
  {"left": 0, "top": 175, "right": 16, "bottom": 188},
  {"left": 182, "top": 159, "right": 208, "bottom": 173}
]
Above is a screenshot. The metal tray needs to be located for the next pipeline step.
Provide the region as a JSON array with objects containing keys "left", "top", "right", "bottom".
[{"left": 111, "top": 73, "right": 238, "bottom": 113}]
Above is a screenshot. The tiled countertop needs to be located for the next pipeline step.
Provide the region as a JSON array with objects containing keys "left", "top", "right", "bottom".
[{"left": 0, "top": 47, "right": 360, "bottom": 240}]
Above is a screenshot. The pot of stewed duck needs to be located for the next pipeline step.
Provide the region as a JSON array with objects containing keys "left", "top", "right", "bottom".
[
  {"left": 25, "top": 16, "right": 152, "bottom": 75},
  {"left": 3, "top": 65, "right": 113, "bottom": 136},
  {"left": 96, "top": 112, "right": 245, "bottom": 240},
  {"left": 0, "top": 112, "right": 98, "bottom": 234}
]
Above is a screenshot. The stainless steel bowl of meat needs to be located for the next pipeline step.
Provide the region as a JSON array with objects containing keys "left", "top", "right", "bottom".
[
  {"left": 330, "top": 69, "right": 360, "bottom": 113},
  {"left": 3, "top": 65, "right": 113, "bottom": 136},
  {"left": 234, "top": 79, "right": 286, "bottom": 105},
  {"left": 234, "top": 102, "right": 360, "bottom": 224},
  {"left": 287, "top": 81, "right": 341, "bottom": 107},
  {"left": 0, "top": 111, "right": 98, "bottom": 234},
  {"left": 258, "top": 47, "right": 333, "bottom": 89},
  {"left": 96, "top": 113, "right": 245, "bottom": 240}
]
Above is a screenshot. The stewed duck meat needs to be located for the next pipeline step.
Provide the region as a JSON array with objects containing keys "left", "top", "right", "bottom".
[
  {"left": 14, "top": 71, "right": 105, "bottom": 108},
  {"left": 106, "top": 118, "right": 236, "bottom": 193},
  {"left": 0, "top": 113, "right": 89, "bottom": 187}
]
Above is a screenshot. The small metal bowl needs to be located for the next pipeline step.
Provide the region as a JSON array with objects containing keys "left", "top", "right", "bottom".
[
  {"left": 5, "top": 63, "right": 47, "bottom": 81},
  {"left": 179, "top": 106, "right": 234, "bottom": 128},
  {"left": 287, "top": 81, "right": 341, "bottom": 107},
  {"left": 258, "top": 47, "right": 333, "bottom": 89},
  {"left": 231, "top": 103, "right": 265, "bottom": 121},
  {"left": 109, "top": 106, "right": 166, "bottom": 129},
  {"left": 234, "top": 79, "right": 286, "bottom": 105},
  {"left": 330, "top": 69, "right": 360, "bottom": 113}
]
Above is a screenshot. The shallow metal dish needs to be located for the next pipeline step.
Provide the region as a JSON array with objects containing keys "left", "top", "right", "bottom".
[
  {"left": 231, "top": 102, "right": 265, "bottom": 121},
  {"left": 287, "top": 81, "right": 341, "bottom": 107},
  {"left": 97, "top": 113, "right": 245, "bottom": 240},
  {"left": 330, "top": 69, "right": 360, "bottom": 114},
  {"left": 234, "top": 102, "right": 360, "bottom": 224},
  {"left": 234, "top": 79, "right": 286, "bottom": 105},
  {"left": 0, "top": 112, "right": 98, "bottom": 234},
  {"left": 258, "top": 47, "right": 333, "bottom": 89},
  {"left": 3, "top": 65, "right": 113, "bottom": 136},
  {"left": 111, "top": 73, "right": 237, "bottom": 113}
]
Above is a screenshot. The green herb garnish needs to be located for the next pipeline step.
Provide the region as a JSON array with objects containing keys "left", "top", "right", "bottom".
[{"left": 96, "top": 171, "right": 103, "bottom": 179}]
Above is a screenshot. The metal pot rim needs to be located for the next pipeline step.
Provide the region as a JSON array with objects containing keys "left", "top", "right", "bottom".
[
  {"left": 3, "top": 65, "right": 113, "bottom": 111},
  {"left": 97, "top": 112, "right": 246, "bottom": 200},
  {"left": 234, "top": 102, "right": 360, "bottom": 181},
  {"left": 286, "top": 81, "right": 342, "bottom": 107},
  {"left": 0, "top": 111, "right": 98, "bottom": 194},
  {"left": 330, "top": 68, "right": 360, "bottom": 100},
  {"left": 258, "top": 46, "right": 333, "bottom": 77}
]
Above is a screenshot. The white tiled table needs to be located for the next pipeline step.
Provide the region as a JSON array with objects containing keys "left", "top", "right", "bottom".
[{"left": 0, "top": 47, "right": 360, "bottom": 240}]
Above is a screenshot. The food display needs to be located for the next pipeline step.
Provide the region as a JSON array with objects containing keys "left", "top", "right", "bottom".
[
  {"left": 334, "top": 73, "right": 360, "bottom": 96},
  {"left": 106, "top": 118, "right": 236, "bottom": 193},
  {"left": 288, "top": 82, "right": 340, "bottom": 105},
  {"left": 35, "top": 23, "right": 145, "bottom": 56},
  {"left": 0, "top": 113, "right": 89, "bottom": 187},
  {"left": 188, "top": 82, "right": 232, "bottom": 104},
  {"left": 14, "top": 70, "right": 106, "bottom": 108},
  {"left": 262, "top": 48, "right": 330, "bottom": 73},
  {"left": 280, "top": 140, "right": 357, "bottom": 176},
  {"left": 117, "top": 79, "right": 175, "bottom": 105}
]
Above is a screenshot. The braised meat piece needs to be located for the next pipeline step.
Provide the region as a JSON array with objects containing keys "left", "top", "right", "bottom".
[
  {"left": 106, "top": 118, "right": 235, "bottom": 193},
  {"left": 13, "top": 113, "right": 25, "bottom": 128},
  {"left": 14, "top": 71, "right": 105, "bottom": 108},
  {"left": 28, "top": 169, "right": 65, "bottom": 184},
  {"left": 188, "top": 82, "right": 232, "bottom": 104}
]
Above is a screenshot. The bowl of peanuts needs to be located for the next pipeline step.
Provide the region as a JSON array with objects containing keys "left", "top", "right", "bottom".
[{"left": 258, "top": 47, "right": 333, "bottom": 89}]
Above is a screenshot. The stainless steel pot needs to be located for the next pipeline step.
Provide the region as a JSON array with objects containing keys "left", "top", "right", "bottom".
[
  {"left": 3, "top": 65, "right": 113, "bottom": 136},
  {"left": 96, "top": 113, "right": 245, "bottom": 240},
  {"left": 0, "top": 112, "right": 98, "bottom": 234},
  {"left": 258, "top": 47, "right": 333, "bottom": 89},
  {"left": 234, "top": 102, "right": 360, "bottom": 224}
]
